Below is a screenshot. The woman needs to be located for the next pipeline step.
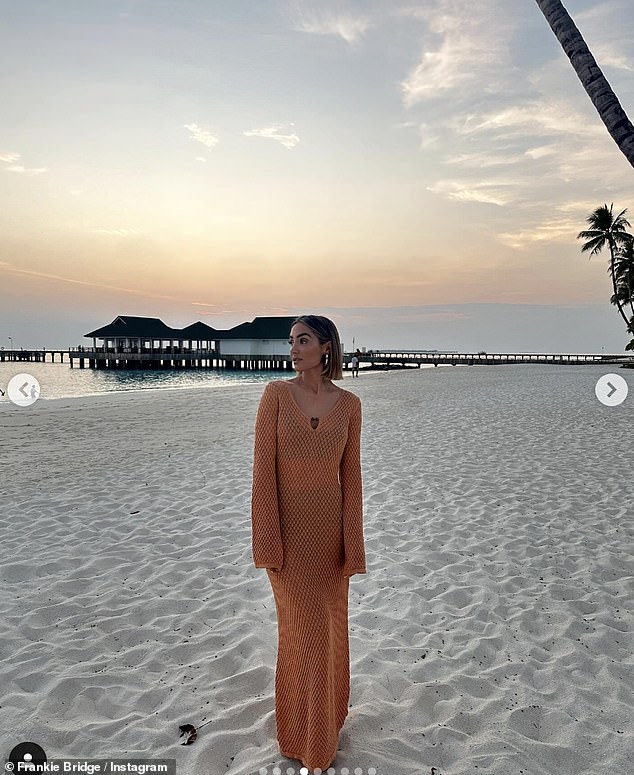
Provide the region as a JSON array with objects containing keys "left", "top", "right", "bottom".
[{"left": 251, "top": 314, "right": 366, "bottom": 772}]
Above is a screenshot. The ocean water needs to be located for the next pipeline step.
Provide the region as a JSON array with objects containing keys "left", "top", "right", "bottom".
[
  {"left": 0, "top": 361, "right": 292, "bottom": 401},
  {"left": 1, "top": 359, "right": 631, "bottom": 408}
]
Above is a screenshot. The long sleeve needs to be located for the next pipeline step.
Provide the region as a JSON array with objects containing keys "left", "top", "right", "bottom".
[
  {"left": 251, "top": 382, "right": 284, "bottom": 570},
  {"left": 340, "top": 396, "right": 366, "bottom": 576}
]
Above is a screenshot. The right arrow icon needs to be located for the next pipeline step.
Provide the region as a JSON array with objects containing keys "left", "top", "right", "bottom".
[{"left": 595, "top": 374, "right": 628, "bottom": 407}]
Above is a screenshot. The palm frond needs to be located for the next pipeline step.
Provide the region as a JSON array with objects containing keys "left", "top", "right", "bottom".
[{"left": 580, "top": 203, "right": 634, "bottom": 339}]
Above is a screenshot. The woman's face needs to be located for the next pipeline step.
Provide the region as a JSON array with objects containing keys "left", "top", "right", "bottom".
[{"left": 288, "top": 323, "right": 328, "bottom": 373}]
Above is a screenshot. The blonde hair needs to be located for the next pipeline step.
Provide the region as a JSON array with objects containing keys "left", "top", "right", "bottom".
[{"left": 291, "top": 315, "right": 344, "bottom": 380}]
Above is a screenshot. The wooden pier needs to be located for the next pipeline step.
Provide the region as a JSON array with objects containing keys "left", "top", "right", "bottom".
[
  {"left": 0, "top": 349, "right": 69, "bottom": 363},
  {"left": 1, "top": 348, "right": 633, "bottom": 370},
  {"left": 361, "top": 350, "right": 634, "bottom": 368},
  {"left": 68, "top": 348, "right": 293, "bottom": 371}
]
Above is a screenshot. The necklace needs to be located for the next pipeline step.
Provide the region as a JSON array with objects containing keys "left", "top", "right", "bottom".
[{"left": 290, "top": 380, "right": 335, "bottom": 429}]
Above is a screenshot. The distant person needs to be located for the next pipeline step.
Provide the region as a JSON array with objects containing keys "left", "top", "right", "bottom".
[
  {"left": 251, "top": 314, "right": 366, "bottom": 772},
  {"left": 350, "top": 353, "right": 359, "bottom": 377}
]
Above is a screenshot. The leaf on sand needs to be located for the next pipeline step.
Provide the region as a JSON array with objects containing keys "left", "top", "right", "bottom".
[{"left": 179, "top": 724, "right": 198, "bottom": 745}]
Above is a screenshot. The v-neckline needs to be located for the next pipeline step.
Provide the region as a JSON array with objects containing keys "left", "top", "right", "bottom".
[{"left": 281, "top": 381, "right": 345, "bottom": 429}]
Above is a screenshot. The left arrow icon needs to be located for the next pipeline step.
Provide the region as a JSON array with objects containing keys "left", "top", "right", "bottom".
[{"left": 7, "top": 373, "right": 41, "bottom": 406}]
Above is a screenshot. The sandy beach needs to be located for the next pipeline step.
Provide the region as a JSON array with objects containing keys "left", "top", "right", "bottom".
[{"left": 1, "top": 366, "right": 633, "bottom": 775}]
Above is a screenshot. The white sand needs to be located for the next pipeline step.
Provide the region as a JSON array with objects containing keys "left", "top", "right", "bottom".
[{"left": 1, "top": 366, "right": 633, "bottom": 775}]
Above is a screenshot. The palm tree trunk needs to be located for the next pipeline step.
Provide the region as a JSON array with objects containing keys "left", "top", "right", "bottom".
[
  {"left": 535, "top": 0, "right": 634, "bottom": 169},
  {"left": 607, "top": 236, "right": 632, "bottom": 331}
]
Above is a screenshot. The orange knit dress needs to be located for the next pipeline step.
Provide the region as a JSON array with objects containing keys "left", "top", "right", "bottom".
[{"left": 251, "top": 380, "right": 366, "bottom": 771}]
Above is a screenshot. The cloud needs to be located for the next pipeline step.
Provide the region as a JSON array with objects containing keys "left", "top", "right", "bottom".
[
  {"left": 524, "top": 146, "right": 556, "bottom": 161},
  {"left": 444, "top": 150, "right": 526, "bottom": 168},
  {"left": 398, "top": 0, "right": 633, "bottom": 194},
  {"left": 595, "top": 50, "right": 634, "bottom": 72},
  {"left": 497, "top": 218, "right": 582, "bottom": 249},
  {"left": 401, "top": 0, "right": 513, "bottom": 106},
  {"left": 190, "top": 303, "right": 295, "bottom": 320},
  {"left": 557, "top": 199, "right": 610, "bottom": 215},
  {"left": 184, "top": 123, "right": 219, "bottom": 149},
  {"left": 575, "top": 1, "right": 634, "bottom": 72},
  {"left": 244, "top": 124, "right": 300, "bottom": 149},
  {"left": 1, "top": 152, "right": 47, "bottom": 175},
  {"left": 0, "top": 261, "right": 183, "bottom": 301},
  {"left": 6, "top": 165, "right": 48, "bottom": 175},
  {"left": 290, "top": 2, "right": 371, "bottom": 44},
  {"left": 427, "top": 179, "right": 518, "bottom": 207},
  {"left": 415, "top": 122, "right": 443, "bottom": 149},
  {"left": 495, "top": 195, "right": 634, "bottom": 250},
  {"left": 396, "top": 0, "right": 634, "bottom": 228},
  {"left": 457, "top": 100, "right": 604, "bottom": 142}
]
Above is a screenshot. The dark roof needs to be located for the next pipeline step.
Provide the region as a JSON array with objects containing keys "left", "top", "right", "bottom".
[
  {"left": 85, "top": 315, "right": 295, "bottom": 340},
  {"left": 219, "top": 316, "right": 296, "bottom": 339},
  {"left": 179, "top": 321, "right": 219, "bottom": 337},
  {"left": 85, "top": 316, "right": 179, "bottom": 338}
]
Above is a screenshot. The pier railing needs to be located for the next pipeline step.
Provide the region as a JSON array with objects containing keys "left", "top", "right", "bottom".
[
  {"left": 1, "top": 348, "right": 633, "bottom": 369},
  {"left": 0, "top": 349, "right": 69, "bottom": 363},
  {"left": 359, "top": 350, "right": 634, "bottom": 367}
]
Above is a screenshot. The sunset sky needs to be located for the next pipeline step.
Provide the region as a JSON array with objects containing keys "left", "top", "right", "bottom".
[{"left": 2, "top": 0, "right": 634, "bottom": 352}]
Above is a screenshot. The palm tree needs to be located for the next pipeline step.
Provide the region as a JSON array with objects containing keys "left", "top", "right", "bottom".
[
  {"left": 612, "top": 238, "right": 634, "bottom": 348},
  {"left": 613, "top": 240, "right": 634, "bottom": 316},
  {"left": 535, "top": 0, "right": 634, "bottom": 168},
  {"left": 577, "top": 204, "right": 633, "bottom": 335}
]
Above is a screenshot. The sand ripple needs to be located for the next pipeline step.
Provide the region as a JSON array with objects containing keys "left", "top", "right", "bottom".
[{"left": 1, "top": 367, "right": 632, "bottom": 774}]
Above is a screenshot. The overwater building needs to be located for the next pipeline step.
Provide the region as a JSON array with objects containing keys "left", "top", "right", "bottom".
[{"left": 78, "top": 314, "right": 297, "bottom": 370}]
